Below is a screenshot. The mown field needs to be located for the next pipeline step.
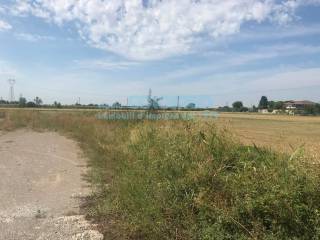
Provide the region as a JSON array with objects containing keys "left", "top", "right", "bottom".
[
  {"left": 216, "top": 113, "right": 320, "bottom": 162},
  {"left": 1, "top": 109, "right": 320, "bottom": 240}
]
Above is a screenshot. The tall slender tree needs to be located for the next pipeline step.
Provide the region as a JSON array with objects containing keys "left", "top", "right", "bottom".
[{"left": 258, "top": 96, "right": 268, "bottom": 109}]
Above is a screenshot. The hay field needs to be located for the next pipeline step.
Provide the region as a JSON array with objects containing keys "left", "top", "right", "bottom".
[{"left": 215, "top": 113, "right": 320, "bottom": 161}]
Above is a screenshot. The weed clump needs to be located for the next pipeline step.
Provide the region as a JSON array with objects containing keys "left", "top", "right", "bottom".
[{"left": 111, "top": 122, "right": 320, "bottom": 240}]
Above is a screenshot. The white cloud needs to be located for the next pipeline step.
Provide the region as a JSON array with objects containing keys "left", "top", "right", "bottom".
[
  {"left": 15, "top": 33, "right": 55, "bottom": 42},
  {"left": 7, "top": 0, "right": 320, "bottom": 60},
  {"left": 0, "top": 19, "right": 12, "bottom": 31},
  {"left": 75, "top": 58, "right": 139, "bottom": 70}
]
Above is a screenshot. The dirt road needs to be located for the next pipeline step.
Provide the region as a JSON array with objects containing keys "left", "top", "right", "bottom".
[{"left": 0, "top": 130, "right": 103, "bottom": 240}]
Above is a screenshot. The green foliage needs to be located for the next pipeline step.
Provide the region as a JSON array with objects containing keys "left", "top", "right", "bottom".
[
  {"left": 303, "top": 104, "right": 320, "bottom": 115},
  {"left": 53, "top": 101, "right": 62, "bottom": 108},
  {"left": 232, "top": 102, "right": 248, "bottom": 112},
  {"left": 110, "top": 122, "right": 320, "bottom": 239},
  {"left": 241, "top": 107, "right": 249, "bottom": 112},
  {"left": 218, "top": 106, "right": 232, "bottom": 112},
  {"left": 112, "top": 102, "right": 122, "bottom": 109},
  {"left": 274, "top": 101, "right": 284, "bottom": 110},
  {"left": 2, "top": 110, "right": 320, "bottom": 239},
  {"left": 34, "top": 96, "right": 43, "bottom": 106},
  {"left": 0, "top": 99, "right": 9, "bottom": 104},
  {"left": 259, "top": 96, "right": 268, "bottom": 109},
  {"left": 250, "top": 105, "right": 258, "bottom": 112},
  {"left": 19, "top": 97, "right": 27, "bottom": 107},
  {"left": 186, "top": 103, "right": 196, "bottom": 109},
  {"left": 232, "top": 101, "right": 243, "bottom": 110},
  {"left": 26, "top": 101, "right": 36, "bottom": 108},
  {"left": 267, "top": 101, "right": 284, "bottom": 112}
]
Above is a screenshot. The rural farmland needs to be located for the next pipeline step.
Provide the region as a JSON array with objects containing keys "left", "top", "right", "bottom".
[
  {"left": 1, "top": 0, "right": 320, "bottom": 239},
  {"left": 216, "top": 113, "right": 320, "bottom": 161},
  {"left": 1, "top": 109, "right": 320, "bottom": 239}
]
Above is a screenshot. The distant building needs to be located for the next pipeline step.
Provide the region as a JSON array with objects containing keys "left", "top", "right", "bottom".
[
  {"left": 272, "top": 109, "right": 282, "bottom": 114},
  {"left": 258, "top": 109, "right": 269, "bottom": 114},
  {"left": 284, "top": 100, "right": 316, "bottom": 110}
]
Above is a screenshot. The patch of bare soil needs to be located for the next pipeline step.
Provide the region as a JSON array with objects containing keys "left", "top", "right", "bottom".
[{"left": 0, "top": 130, "right": 103, "bottom": 240}]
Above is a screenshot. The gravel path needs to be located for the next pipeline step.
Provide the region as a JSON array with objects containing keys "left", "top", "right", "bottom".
[{"left": 0, "top": 130, "right": 103, "bottom": 240}]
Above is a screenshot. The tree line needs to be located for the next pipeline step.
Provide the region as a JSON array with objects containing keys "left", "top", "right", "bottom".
[
  {"left": 0, "top": 96, "right": 200, "bottom": 110},
  {"left": 0, "top": 96, "right": 43, "bottom": 108},
  {"left": 217, "top": 96, "right": 320, "bottom": 115}
]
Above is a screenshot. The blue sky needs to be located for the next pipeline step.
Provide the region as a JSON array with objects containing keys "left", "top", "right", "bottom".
[{"left": 0, "top": 0, "right": 320, "bottom": 107}]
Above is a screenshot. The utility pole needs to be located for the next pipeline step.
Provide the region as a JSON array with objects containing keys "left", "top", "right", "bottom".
[
  {"left": 177, "top": 96, "right": 180, "bottom": 110},
  {"left": 8, "top": 79, "right": 16, "bottom": 103},
  {"left": 148, "top": 88, "right": 152, "bottom": 102}
]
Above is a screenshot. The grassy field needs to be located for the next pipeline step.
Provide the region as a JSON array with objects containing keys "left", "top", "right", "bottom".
[
  {"left": 215, "top": 113, "right": 320, "bottom": 162},
  {"left": 1, "top": 109, "right": 320, "bottom": 239}
]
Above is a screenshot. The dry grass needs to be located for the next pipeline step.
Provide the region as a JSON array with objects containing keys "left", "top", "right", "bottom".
[
  {"left": 2, "top": 109, "right": 320, "bottom": 239},
  {"left": 214, "top": 113, "right": 320, "bottom": 163},
  {"left": 2, "top": 109, "right": 319, "bottom": 159}
]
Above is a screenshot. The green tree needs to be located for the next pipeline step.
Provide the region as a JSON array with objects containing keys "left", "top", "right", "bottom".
[
  {"left": 274, "top": 101, "right": 284, "bottom": 110},
  {"left": 304, "top": 104, "right": 320, "bottom": 115},
  {"left": 53, "top": 101, "right": 62, "bottom": 108},
  {"left": 19, "top": 97, "right": 27, "bottom": 107},
  {"left": 0, "top": 99, "right": 9, "bottom": 104},
  {"left": 251, "top": 105, "right": 258, "bottom": 112},
  {"left": 112, "top": 102, "right": 122, "bottom": 109},
  {"left": 232, "top": 101, "right": 243, "bottom": 111},
  {"left": 258, "top": 96, "right": 268, "bottom": 109},
  {"left": 34, "top": 97, "right": 42, "bottom": 106},
  {"left": 241, "top": 107, "right": 249, "bottom": 112},
  {"left": 26, "top": 101, "right": 36, "bottom": 108},
  {"left": 268, "top": 101, "right": 284, "bottom": 110},
  {"left": 186, "top": 103, "right": 196, "bottom": 109},
  {"left": 218, "top": 106, "right": 232, "bottom": 112},
  {"left": 268, "top": 101, "right": 275, "bottom": 110}
]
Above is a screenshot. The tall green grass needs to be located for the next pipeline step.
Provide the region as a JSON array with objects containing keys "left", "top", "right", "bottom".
[{"left": 1, "top": 110, "right": 320, "bottom": 239}]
